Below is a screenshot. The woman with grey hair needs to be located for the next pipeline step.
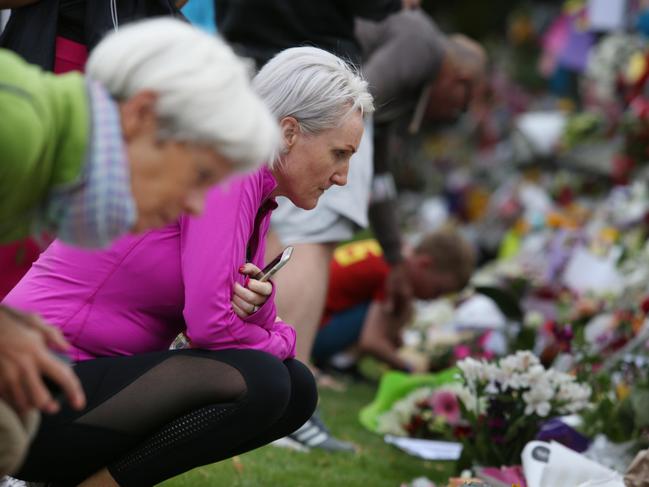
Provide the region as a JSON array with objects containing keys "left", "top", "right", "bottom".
[
  {"left": 5, "top": 46, "right": 373, "bottom": 486},
  {"left": 1, "top": 17, "right": 278, "bottom": 248},
  {"left": 0, "top": 17, "right": 277, "bottom": 479}
]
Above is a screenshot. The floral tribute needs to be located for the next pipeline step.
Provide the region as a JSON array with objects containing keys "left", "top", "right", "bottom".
[
  {"left": 456, "top": 351, "right": 591, "bottom": 467},
  {"left": 377, "top": 386, "right": 468, "bottom": 440}
]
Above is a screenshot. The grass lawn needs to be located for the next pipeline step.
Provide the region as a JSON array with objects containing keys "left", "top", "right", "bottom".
[{"left": 161, "top": 379, "right": 455, "bottom": 487}]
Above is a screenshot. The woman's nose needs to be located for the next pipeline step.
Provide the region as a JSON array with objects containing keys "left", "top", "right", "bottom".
[
  {"left": 331, "top": 163, "right": 349, "bottom": 187},
  {"left": 331, "top": 172, "right": 348, "bottom": 187}
]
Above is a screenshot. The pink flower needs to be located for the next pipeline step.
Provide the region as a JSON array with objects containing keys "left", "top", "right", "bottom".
[
  {"left": 482, "top": 350, "right": 495, "bottom": 360},
  {"left": 453, "top": 345, "right": 472, "bottom": 360},
  {"left": 428, "top": 390, "right": 461, "bottom": 425}
]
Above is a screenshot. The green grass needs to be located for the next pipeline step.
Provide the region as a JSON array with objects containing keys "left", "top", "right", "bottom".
[{"left": 161, "top": 380, "right": 454, "bottom": 487}]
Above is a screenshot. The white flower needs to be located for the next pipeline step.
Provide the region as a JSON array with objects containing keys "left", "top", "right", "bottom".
[
  {"left": 485, "top": 381, "right": 499, "bottom": 394},
  {"left": 515, "top": 350, "right": 540, "bottom": 368},
  {"left": 482, "top": 363, "right": 504, "bottom": 384},
  {"left": 454, "top": 386, "right": 474, "bottom": 411},
  {"left": 459, "top": 351, "right": 590, "bottom": 419},
  {"left": 502, "top": 371, "right": 528, "bottom": 390},
  {"left": 524, "top": 364, "right": 549, "bottom": 388},
  {"left": 526, "top": 399, "right": 552, "bottom": 417},
  {"left": 524, "top": 311, "right": 544, "bottom": 329},
  {"left": 545, "top": 369, "right": 572, "bottom": 387},
  {"left": 556, "top": 382, "right": 592, "bottom": 413},
  {"left": 457, "top": 357, "right": 485, "bottom": 386},
  {"left": 462, "top": 391, "right": 487, "bottom": 416},
  {"left": 499, "top": 351, "right": 540, "bottom": 375},
  {"left": 523, "top": 382, "right": 555, "bottom": 417},
  {"left": 377, "top": 413, "right": 408, "bottom": 436},
  {"left": 497, "top": 355, "right": 518, "bottom": 376}
]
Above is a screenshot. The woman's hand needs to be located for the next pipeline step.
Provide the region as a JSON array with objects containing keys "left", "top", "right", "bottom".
[
  {"left": 0, "top": 306, "right": 86, "bottom": 415},
  {"left": 231, "top": 263, "right": 273, "bottom": 319}
]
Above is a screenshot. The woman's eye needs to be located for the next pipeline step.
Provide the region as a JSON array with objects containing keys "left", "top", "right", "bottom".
[{"left": 196, "top": 168, "right": 213, "bottom": 183}]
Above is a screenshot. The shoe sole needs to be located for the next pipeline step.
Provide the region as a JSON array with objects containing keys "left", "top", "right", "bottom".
[{"left": 271, "top": 437, "right": 311, "bottom": 453}]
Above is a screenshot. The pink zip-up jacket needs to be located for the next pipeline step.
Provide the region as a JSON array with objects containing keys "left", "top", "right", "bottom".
[{"left": 4, "top": 166, "right": 296, "bottom": 362}]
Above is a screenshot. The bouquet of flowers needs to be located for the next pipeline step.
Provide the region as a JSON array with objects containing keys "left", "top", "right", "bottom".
[
  {"left": 403, "top": 298, "right": 501, "bottom": 372},
  {"left": 580, "top": 354, "right": 649, "bottom": 448},
  {"left": 376, "top": 385, "right": 468, "bottom": 440},
  {"left": 456, "top": 351, "right": 591, "bottom": 467},
  {"left": 584, "top": 33, "right": 646, "bottom": 104}
]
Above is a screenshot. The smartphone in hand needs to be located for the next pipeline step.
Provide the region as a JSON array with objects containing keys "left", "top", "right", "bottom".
[{"left": 254, "top": 247, "right": 293, "bottom": 282}]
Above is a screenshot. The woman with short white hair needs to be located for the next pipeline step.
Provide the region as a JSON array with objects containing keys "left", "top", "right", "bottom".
[
  {"left": 84, "top": 18, "right": 279, "bottom": 236},
  {"left": 1, "top": 17, "right": 278, "bottom": 248},
  {"left": 6, "top": 46, "right": 373, "bottom": 486},
  {"left": 0, "top": 17, "right": 278, "bottom": 481},
  {"left": 87, "top": 18, "right": 277, "bottom": 175}
]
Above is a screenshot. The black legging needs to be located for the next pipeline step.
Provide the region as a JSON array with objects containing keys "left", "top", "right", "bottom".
[{"left": 17, "top": 349, "right": 317, "bottom": 486}]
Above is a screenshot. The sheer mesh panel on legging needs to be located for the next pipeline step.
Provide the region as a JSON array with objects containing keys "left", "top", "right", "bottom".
[
  {"left": 17, "top": 350, "right": 250, "bottom": 486},
  {"left": 17, "top": 349, "right": 316, "bottom": 487}
]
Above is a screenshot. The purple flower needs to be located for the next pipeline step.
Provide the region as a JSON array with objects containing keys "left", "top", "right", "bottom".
[{"left": 487, "top": 417, "right": 507, "bottom": 430}]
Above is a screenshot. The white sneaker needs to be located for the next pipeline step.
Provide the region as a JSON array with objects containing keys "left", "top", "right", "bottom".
[
  {"left": 0, "top": 477, "right": 27, "bottom": 487},
  {"left": 271, "top": 436, "right": 310, "bottom": 453},
  {"left": 285, "top": 411, "right": 356, "bottom": 453},
  {"left": 0, "top": 477, "right": 45, "bottom": 487},
  {"left": 271, "top": 411, "right": 357, "bottom": 453}
]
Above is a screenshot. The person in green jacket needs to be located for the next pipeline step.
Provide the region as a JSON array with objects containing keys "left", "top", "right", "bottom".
[{"left": 0, "top": 17, "right": 279, "bottom": 476}]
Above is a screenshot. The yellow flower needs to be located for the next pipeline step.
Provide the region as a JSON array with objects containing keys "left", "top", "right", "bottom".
[
  {"left": 626, "top": 51, "right": 647, "bottom": 84},
  {"left": 599, "top": 227, "right": 619, "bottom": 245},
  {"left": 616, "top": 382, "right": 631, "bottom": 401}
]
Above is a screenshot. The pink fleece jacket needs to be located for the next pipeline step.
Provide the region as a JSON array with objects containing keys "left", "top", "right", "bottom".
[{"left": 4, "top": 167, "right": 296, "bottom": 362}]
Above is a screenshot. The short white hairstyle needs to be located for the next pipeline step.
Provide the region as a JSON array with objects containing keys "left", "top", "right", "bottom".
[
  {"left": 252, "top": 46, "right": 374, "bottom": 146},
  {"left": 86, "top": 18, "right": 279, "bottom": 172}
]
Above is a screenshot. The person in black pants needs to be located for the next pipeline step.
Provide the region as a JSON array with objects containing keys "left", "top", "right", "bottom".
[
  {"left": 6, "top": 43, "right": 371, "bottom": 486},
  {"left": 18, "top": 349, "right": 316, "bottom": 487},
  {"left": 216, "top": 0, "right": 410, "bottom": 453}
]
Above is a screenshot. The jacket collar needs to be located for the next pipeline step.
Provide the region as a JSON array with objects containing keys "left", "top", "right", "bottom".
[{"left": 259, "top": 164, "right": 279, "bottom": 208}]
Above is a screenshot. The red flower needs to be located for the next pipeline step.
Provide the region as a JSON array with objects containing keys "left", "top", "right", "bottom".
[
  {"left": 630, "top": 97, "right": 649, "bottom": 120},
  {"left": 452, "top": 424, "right": 473, "bottom": 440},
  {"left": 612, "top": 154, "right": 635, "bottom": 185},
  {"left": 640, "top": 296, "right": 649, "bottom": 314},
  {"left": 542, "top": 320, "right": 557, "bottom": 334},
  {"left": 557, "top": 186, "right": 574, "bottom": 206},
  {"left": 404, "top": 414, "right": 426, "bottom": 436}
]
